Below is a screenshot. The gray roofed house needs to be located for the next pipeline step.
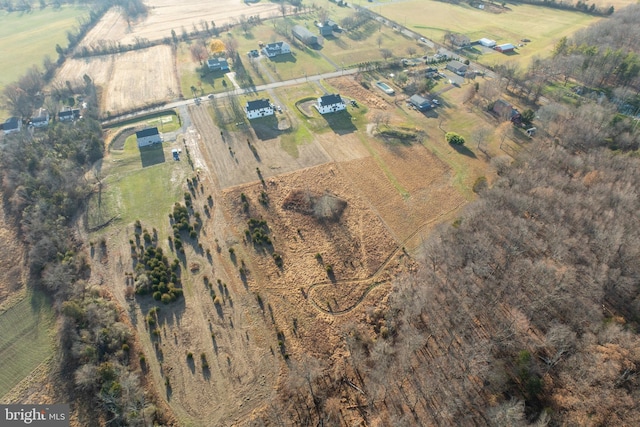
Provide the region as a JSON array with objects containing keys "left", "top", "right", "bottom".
[
  {"left": 262, "top": 41, "right": 291, "bottom": 58},
  {"left": 207, "top": 57, "right": 229, "bottom": 72},
  {"left": 31, "top": 108, "right": 49, "bottom": 128},
  {"left": 446, "top": 60, "right": 468, "bottom": 76},
  {"left": 409, "top": 94, "right": 433, "bottom": 111},
  {"left": 3, "top": 117, "right": 22, "bottom": 135}
]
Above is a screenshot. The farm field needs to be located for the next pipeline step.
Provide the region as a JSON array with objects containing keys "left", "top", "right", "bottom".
[
  {"left": 79, "top": 0, "right": 282, "bottom": 46},
  {"left": 377, "top": 0, "right": 603, "bottom": 66},
  {"left": 0, "top": 291, "right": 55, "bottom": 400},
  {"left": 0, "top": 6, "right": 88, "bottom": 114},
  {"left": 56, "top": 45, "right": 179, "bottom": 115}
]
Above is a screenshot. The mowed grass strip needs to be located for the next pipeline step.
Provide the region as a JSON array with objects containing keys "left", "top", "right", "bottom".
[
  {"left": 0, "top": 6, "right": 88, "bottom": 92},
  {"left": 0, "top": 291, "right": 54, "bottom": 399}
]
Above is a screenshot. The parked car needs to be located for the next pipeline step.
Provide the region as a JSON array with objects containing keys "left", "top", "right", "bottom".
[{"left": 172, "top": 149, "right": 180, "bottom": 161}]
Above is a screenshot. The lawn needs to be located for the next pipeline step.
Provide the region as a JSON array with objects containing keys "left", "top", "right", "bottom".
[
  {"left": 0, "top": 290, "right": 55, "bottom": 399},
  {"left": 89, "top": 134, "right": 190, "bottom": 237},
  {"left": 377, "top": 0, "right": 603, "bottom": 67},
  {"left": 176, "top": 42, "right": 233, "bottom": 97},
  {"left": 0, "top": 6, "right": 88, "bottom": 93}
]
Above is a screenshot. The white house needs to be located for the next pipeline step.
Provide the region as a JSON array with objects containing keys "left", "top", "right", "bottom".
[
  {"left": 31, "top": 108, "right": 49, "bottom": 128},
  {"left": 262, "top": 41, "right": 291, "bottom": 58},
  {"left": 316, "top": 94, "right": 346, "bottom": 114},
  {"left": 245, "top": 99, "right": 274, "bottom": 119},
  {"left": 478, "top": 38, "right": 496, "bottom": 48},
  {"left": 207, "top": 57, "right": 229, "bottom": 72},
  {"left": 3, "top": 117, "right": 21, "bottom": 135},
  {"left": 136, "top": 127, "right": 162, "bottom": 147}
]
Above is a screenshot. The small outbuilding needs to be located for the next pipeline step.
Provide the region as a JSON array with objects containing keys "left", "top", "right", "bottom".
[
  {"left": 478, "top": 38, "right": 496, "bottom": 48},
  {"left": 136, "top": 127, "right": 162, "bottom": 147},
  {"left": 207, "top": 57, "right": 229, "bottom": 72},
  {"left": 446, "top": 60, "right": 468, "bottom": 76},
  {"left": 409, "top": 94, "right": 433, "bottom": 111},
  {"left": 245, "top": 99, "right": 274, "bottom": 119},
  {"left": 495, "top": 43, "right": 515, "bottom": 53},
  {"left": 316, "top": 94, "right": 346, "bottom": 114},
  {"left": 292, "top": 25, "right": 319, "bottom": 46},
  {"left": 2, "top": 117, "right": 22, "bottom": 135}
]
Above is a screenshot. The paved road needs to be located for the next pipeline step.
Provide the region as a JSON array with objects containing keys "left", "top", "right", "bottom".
[{"left": 101, "top": 68, "right": 359, "bottom": 126}]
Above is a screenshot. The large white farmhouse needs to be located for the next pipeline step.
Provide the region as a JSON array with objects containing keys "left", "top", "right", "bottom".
[
  {"left": 136, "top": 127, "right": 162, "bottom": 147},
  {"left": 316, "top": 94, "right": 346, "bottom": 114},
  {"left": 245, "top": 99, "right": 274, "bottom": 119}
]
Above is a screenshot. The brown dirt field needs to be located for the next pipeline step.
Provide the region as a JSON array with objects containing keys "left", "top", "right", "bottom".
[
  {"left": 340, "top": 139, "right": 467, "bottom": 243},
  {"left": 330, "top": 76, "right": 391, "bottom": 110},
  {"left": 55, "top": 45, "right": 178, "bottom": 114},
  {"left": 81, "top": 0, "right": 283, "bottom": 46}
]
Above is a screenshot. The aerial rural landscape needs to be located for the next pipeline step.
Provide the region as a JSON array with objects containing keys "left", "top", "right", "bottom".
[{"left": 1, "top": 0, "right": 639, "bottom": 425}]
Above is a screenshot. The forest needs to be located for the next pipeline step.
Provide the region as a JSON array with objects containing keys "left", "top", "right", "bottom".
[{"left": 253, "top": 6, "right": 640, "bottom": 426}]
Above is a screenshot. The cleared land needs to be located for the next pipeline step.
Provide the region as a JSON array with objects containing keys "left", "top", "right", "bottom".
[
  {"left": 85, "top": 67, "right": 503, "bottom": 423},
  {"left": 56, "top": 45, "right": 179, "bottom": 114},
  {"left": 0, "top": 291, "right": 55, "bottom": 400},
  {"left": 79, "top": 0, "right": 282, "bottom": 46},
  {"left": 378, "top": 0, "right": 604, "bottom": 66}
]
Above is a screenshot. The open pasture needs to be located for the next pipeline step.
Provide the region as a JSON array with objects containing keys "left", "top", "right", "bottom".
[
  {"left": 0, "top": 6, "right": 87, "bottom": 105},
  {"left": 378, "top": 0, "right": 603, "bottom": 66},
  {"left": 80, "top": 0, "right": 282, "bottom": 46}
]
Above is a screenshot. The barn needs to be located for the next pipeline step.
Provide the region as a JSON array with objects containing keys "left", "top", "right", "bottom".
[
  {"left": 292, "top": 25, "right": 319, "bottom": 46},
  {"left": 136, "top": 127, "right": 162, "bottom": 147},
  {"left": 478, "top": 38, "right": 496, "bottom": 48},
  {"left": 495, "top": 43, "right": 515, "bottom": 53}
]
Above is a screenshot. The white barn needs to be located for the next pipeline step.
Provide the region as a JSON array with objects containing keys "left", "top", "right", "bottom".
[
  {"left": 245, "top": 99, "right": 274, "bottom": 119},
  {"left": 478, "top": 38, "right": 496, "bottom": 48},
  {"left": 136, "top": 127, "right": 162, "bottom": 147},
  {"left": 316, "top": 94, "right": 346, "bottom": 114}
]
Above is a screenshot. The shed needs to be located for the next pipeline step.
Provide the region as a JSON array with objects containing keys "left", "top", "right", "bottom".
[
  {"left": 495, "top": 43, "right": 515, "bottom": 53},
  {"left": 409, "top": 94, "right": 432, "bottom": 111},
  {"left": 446, "top": 60, "right": 468, "bottom": 76},
  {"left": 136, "top": 127, "right": 162, "bottom": 147},
  {"left": 292, "top": 25, "right": 318, "bottom": 46},
  {"left": 478, "top": 38, "right": 496, "bottom": 48}
]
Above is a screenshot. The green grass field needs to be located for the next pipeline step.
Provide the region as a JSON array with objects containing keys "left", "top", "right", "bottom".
[
  {"left": 0, "top": 291, "right": 55, "bottom": 399},
  {"left": 89, "top": 135, "right": 190, "bottom": 237},
  {"left": 0, "top": 6, "right": 88, "bottom": 92},
  {"left": 176, "top": 42, "right": 234, "bottom": 97},
  {"left": 378, "top": 0, "right": 603, "bottom": 66}
]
